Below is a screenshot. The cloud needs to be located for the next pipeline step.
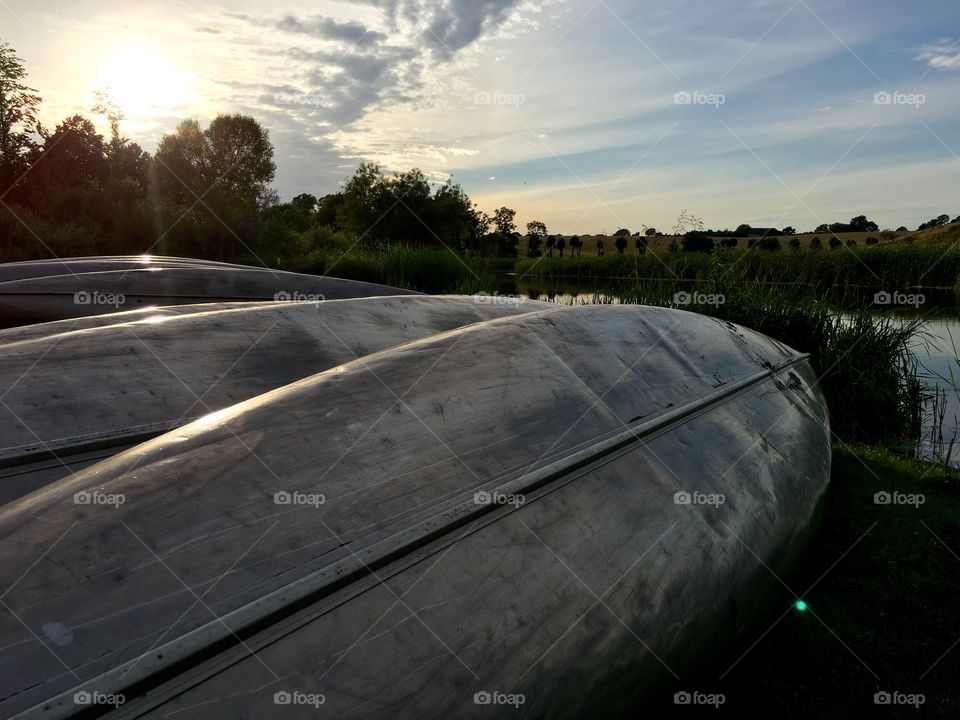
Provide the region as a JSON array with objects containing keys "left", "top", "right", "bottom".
[
  {"left": 916, "top": 41, "right": 960, "bottom": 71},
  {"left": 273, "top": 16, "right": 388, "bottom": 47},
  {"left": 420, "top": 0, "right": 524, "bottom": 56}
]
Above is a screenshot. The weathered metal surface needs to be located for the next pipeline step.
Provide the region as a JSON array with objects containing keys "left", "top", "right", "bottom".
[
  {"left": 0, "top": 296, "right": 550, "bottom": 502},
  {"left": 0, "top": 256, "right": 245, "bottom": 283},
  {"left": 0, "top": 305, "right": 830, "bottom": 719},
  {"left": 0, "top": 265, "right": 420, "bottom": 323}
]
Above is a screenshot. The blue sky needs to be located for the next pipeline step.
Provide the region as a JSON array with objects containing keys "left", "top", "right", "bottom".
[{"left": 4, "top": 0, "right": 959, "bottom": 232}]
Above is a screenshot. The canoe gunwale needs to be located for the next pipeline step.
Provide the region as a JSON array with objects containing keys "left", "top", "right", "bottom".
[{"left": 11, "top": 352, "right": 814, "bottom": 720}]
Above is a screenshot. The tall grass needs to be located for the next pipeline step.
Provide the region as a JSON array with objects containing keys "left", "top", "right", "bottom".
[{"left": 516, "top": 237, "right": 960, "bottom": 290}]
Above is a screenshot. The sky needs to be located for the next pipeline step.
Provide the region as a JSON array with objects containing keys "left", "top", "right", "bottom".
[{"left": 2, "top": 0, "right": 959, "bottom": 233}]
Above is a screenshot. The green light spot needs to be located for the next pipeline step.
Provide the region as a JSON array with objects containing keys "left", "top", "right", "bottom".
[{"left": 794, "top": 600, "right": 808, "bottom": 612}]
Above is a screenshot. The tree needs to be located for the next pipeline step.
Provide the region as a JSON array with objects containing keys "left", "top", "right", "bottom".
[
  {"left": 645, "top": 227, "right": 657, "bottom": 236},
  {"left": 781, "top": 226, "right": 797, "bottom": 236},
  {"left": 526, "top": 220, "right": 547, "bottom": 257},
  {"left": 613, "top": 228, "right": 630, "bottom": 237},
  {"left": 918, "top": 214, "right": 950, "bottom": 231},
  {"left": 896, "top": 226, "right": 908, "bottom": 232},
  {"left": 0, "top": 42, "right": 42, "bottom": 197},
  {"left": 681, "top": 234, "right": 714, "bottom": 252},
  {"left": 614, "top": 235, "right": 628, "bottom": 254},
  {"left": 735, "top": 224, "right": 752, "bottom": 237},
  {"left": 847, "top": 215, "right": 878, "bottom": 232},
  {"left": 492, "top": 206, "right": 518, "bottom": 257}
]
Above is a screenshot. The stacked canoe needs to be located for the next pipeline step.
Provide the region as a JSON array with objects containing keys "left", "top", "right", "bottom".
[{"left": 0, "top": 257, "right": 831, "bottom": 719}]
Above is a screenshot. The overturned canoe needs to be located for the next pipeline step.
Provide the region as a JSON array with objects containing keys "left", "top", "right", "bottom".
[
  {"left": 0, "top": 256, "right": 246, "bottom": 283},
  {"left": 0, "top": 295, "right": 550, "bottom": 503},
  {"left": 0, "top": 265, "right": 419, "bottom": 323},
  {"left": 0, "top": 305, "right": 830, "bottom": 719}
]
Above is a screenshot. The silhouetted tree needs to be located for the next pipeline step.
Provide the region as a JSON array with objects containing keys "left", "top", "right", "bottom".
[{"left": 0, "top": 42, "right": 41, "bottom": 199}]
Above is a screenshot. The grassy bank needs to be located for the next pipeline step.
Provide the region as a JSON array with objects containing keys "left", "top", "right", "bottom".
[
  {"left": 649, "top": 444, "right": 959, "bottom": 718},
  {"left": 515, "top": 230, "right": 960, "bottom": 290}
]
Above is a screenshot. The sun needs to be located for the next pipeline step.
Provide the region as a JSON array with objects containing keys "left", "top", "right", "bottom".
[{"left": 97, "top": 46, "right": 194, "bottom": 119}]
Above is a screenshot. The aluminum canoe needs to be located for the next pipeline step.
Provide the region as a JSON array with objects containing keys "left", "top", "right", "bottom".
[{"left": 0, "top": 304, "right": 831, "bottom": 719}]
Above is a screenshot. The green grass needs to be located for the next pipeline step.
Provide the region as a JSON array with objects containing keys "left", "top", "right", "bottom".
[
  {"left": 648, "top": 444, "right": 960, "bottom": 718},
  {"left": 516, "top": 238, "right": 960, "bottom": 290}
]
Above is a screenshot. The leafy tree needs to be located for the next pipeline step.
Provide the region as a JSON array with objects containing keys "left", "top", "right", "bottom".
[
  {"left": 33, "top": 115, "right": 107, "bottom": 189},
  {"left": 735, "top": 224, "right": 752, "bottom": 237},
  {"left": 847, "top": 215, "right": 878, "bottom": 232},
  {"left": 645, "top": 227, "right": 657, "bottom": 236},
  {"left": 815, "top": 224, "right": 830, "bottom": 234},
  {"left": 781, "top": 226, "right": 796, "bottom": 236},
  {"left": 917, "top": 214, "right": 950, "bottom": 231},
  {"left": 0, "top": 42, "right": 41, "bottom": 198},
  {"left": 613, "top": 228, "right": 630, "bottom": 237},
  {"left": 681, "top": 233, "right": 714, "bottom": 252},
  {"left": 896, "top": 226, "right": 908, "bottom": 232},
  {"left": 526, "top": 220, "right": 547, "bottom": 257},
  {"left": 492, "top": 206, "right": 518, "bottom": 257}
]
